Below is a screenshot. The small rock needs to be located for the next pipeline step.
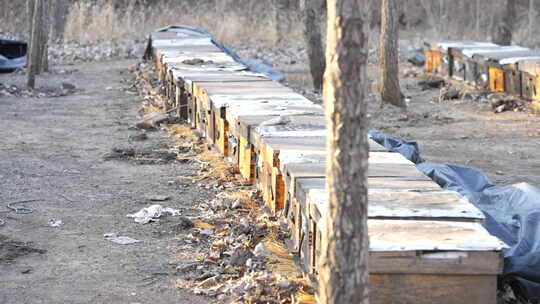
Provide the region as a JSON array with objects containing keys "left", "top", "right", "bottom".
[
  {"left": 174, "top": 217, "right": 194, "bottom": 231},
  {"left": 148, "top": 195, "right": 170, "bottom": 201},
  {"left": 229, "top": 249, "right": 254, "bottom": 266},
  {"left": 129, "top": 133, "right": 148, "bottom": 141},
  {"left": 48, "top": 219, "right": 63, "bottom": 227},
  {"left": 61, "top": 82, "right": 76, "bottom": 90},
  {"left": 231, "top": 199, "right": 242, "bottom": 209},
  {"left": 253, "top": 243, "right": 270, "bottom": 257},
  {"left": 176, "top": 262, "right": 197, "bottom": 272},
  {"left": 418, "top": 77, "right": 445, "bottom": 90},
  {"left": 442, "top": 87, "right": 460, "bottom": 100},
  {"left": 135, "top": 121, "right": 156, "bottom": 130},
  {"left": 276, "top": 279, "right": 291, "bottom": 288},
  {"left": 200, "top": 228, "right": 214, "bottom": 236}
]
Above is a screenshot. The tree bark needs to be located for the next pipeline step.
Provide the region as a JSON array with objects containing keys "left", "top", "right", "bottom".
[
  {"left": 274, "top": 0, "right": 292, "bottom": 44},
  {"left": 51, "top": 0, "right": 68, "bottom": 42},
  {"left": 40, "top": 0, "right": 50, "bottom": 73},
  {"left": 27, "top": 0, "right": 35, "bottom": 41},
  {"left": 379, "top": 0, "right": 405, "bottom": 109},
  {"left": 492, "top": 0, "right": 515, "bottom": 46},
  {"left": 303, "top": 0, "right": 326, "bottom": 92},
  {"left": 476, "top": 0, "right": 481, "bottom": 39},
  {"left": 27, "top": 0, "right": 43, "bottom": 89},
  {"left": 529, "top": 0, "right": 535, "bottom": 44},
  {"left": 319, "top": 0, "right": 370, "bottom": 303}
]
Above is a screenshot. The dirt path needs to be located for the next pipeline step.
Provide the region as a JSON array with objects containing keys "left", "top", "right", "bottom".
[{"left": 0, "top": 61, "right": 211, "bottom": 303}]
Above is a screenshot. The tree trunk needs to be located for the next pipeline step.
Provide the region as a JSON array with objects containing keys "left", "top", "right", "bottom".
[
  {"left": 476, "top": 0, "right": 481, "bottom": 39},
  {"left": 319, "top": 0, "right": 370, "bottom": 303},
  {"left": 492, "top": 0, "right": 515, "bottom": 46},
  {"left": 379, "top": 0, "right": 405, "bottom": 109},
  {"left": 529, "top": 0, "right": 535, "bottom": 45},
  {"left": 274, "top": 0, "right": 292, "bottom": 44},
  {"left": 303, "top": 0, "right": 326, "bottom": 92},
  {"left": 27, "top": 0, "right": 43, "bottom": 89},
  {"left": 51, "top": 0, "right": 68, "bottom": 42},
  {"left": 27, "top": 0, "right": 35, "bottom": 41},
  {"left": 40, "top": 0, "right": 50, "bottom": 73}
]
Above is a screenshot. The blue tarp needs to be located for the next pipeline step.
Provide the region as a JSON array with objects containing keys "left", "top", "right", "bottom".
[{"left": 370, "top": 130, "right": 540, "bottom": 301}]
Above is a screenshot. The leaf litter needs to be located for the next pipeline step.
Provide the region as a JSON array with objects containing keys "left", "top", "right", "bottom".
[{"left": 132, "top": 63, "right": 316, "bottom": 303}]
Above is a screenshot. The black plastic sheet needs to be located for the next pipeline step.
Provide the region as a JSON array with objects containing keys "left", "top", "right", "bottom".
[
  {"left": 0, "top": 39, "right": 27, "bottom": 72},
  {"left": 370, "top": 130, "right": 540, "bottom": 301}
]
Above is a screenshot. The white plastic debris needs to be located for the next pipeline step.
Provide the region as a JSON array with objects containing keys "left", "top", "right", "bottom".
[
  {"left": 48, "top": 219, "right": 63, "bottom": 227},
  {"left": 103, "top": 233, "right": 141, "bottom": 245},
  {"left": 126, "top": 204, "right": 181, "bottom": 224}
]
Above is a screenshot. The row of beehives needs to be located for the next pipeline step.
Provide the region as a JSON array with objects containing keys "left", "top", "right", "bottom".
[
  {"left": 148, "top": 26, "right": 506, "bottom": 304},
  {"left": 425, "top": 41, "right": 540, "bottom": 99}
]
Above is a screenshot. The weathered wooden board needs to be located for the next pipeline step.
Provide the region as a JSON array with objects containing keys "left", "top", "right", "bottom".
[
  {"left": 447, "top": 43, "right": 499, "bottom": 82},
  {"left": 308, "top": 217, "right": 504, "bottom": 301},
  {"left": 503, "top": 64, "right": 522, "bottom": 97},
  {"left": 227, "top": 105, "right": 323, "bottom": 139},
  {"left": 426, "top": 41, "right": 498, "bottom": 76},
  {"left": 368, "top": 274, "right": 497, "bottom": 304}
]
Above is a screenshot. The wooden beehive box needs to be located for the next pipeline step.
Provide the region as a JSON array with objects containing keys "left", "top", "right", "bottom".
[
  {"left": 215, "top": 93, "right": 316, "bottom": 181},
  {"left": 283, "top": 151, "right": 433, "bottom": 253},
  {"left": 425, "top": 41, "right": 498, "bottom": 77},
  {"left": 498, "top": 55, "right": 540, "bottom": 98},
  {"left": 518, "top": 59, "right": 540, "bottom": 101},
  {"left": 194, "top": 81, "right": 292, "bottom": 152},
  {"left": 447, "top": 43, "right": 499, "bottom": 84},
  {"left": 470, "top": 47, "right": 532, "bottom": 92},
  {"left": 309, "top": 194, "right": 505, "bottom": 304}
]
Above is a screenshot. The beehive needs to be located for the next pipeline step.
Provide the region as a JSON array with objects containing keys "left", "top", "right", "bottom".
[{"left": 148, "top": 27, "right": 507, "bottom": 304}]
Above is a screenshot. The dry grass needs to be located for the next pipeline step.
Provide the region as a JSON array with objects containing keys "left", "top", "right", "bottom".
[{"left": 61, "top": 0, "right": 303, "bottom": 48}]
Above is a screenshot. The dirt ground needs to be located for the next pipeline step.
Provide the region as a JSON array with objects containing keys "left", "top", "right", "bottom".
[
  {"left": 1, "top": 43, "right": 539, "bottom": 304},
  {"left": 0, "top": 61, "right": 215, "bottom": 304}
]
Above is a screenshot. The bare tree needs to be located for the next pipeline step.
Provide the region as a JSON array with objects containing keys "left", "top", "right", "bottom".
[
  {"left": 303, "top": 0, "right": 326, "bottom": 92},
  {"left": 529, "top": 0, "right": 535, "bottom": 44},
  {"left": 492, "top": 0, "right": 515, "bottom": 46},
  {"left": 319, "top": 0, "right": 370, "bottom": 303},
  {"left": 274, "top": 0, "right": 293, "bottom": 44},
  {"left": 379, "top": 0, "right": 406, "bottom": 109},
  {"left": 41, "top": 0, "right": 51, "bottom": 73},
  {"left": 27, "top": 0, "right": 43, "bottom": 88},
  {"left": 50, "top": 0, "right": 69, "bottom": 42}
]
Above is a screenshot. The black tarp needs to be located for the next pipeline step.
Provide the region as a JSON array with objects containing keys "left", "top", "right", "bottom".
[
  {"left": 0, "top": 39, "right": 27, "bottom": 72},
  {"left": 369, "top": 130, "right": 540, "bottom": 301}
]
